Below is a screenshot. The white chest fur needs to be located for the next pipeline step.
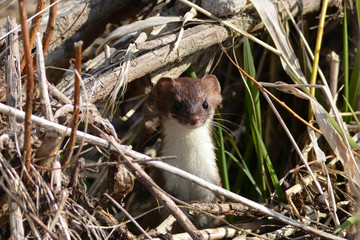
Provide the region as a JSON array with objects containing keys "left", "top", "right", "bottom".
[{"left": 161, "top": 119, "right": 219, "bottom": 202}]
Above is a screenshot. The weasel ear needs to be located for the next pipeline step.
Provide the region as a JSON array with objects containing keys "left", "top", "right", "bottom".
[
  {"left": 153, "top": 77, "right": 174, "bottom": 98},
  {"left": 200, "top": 75, "right": 221, "bottom": 95}
]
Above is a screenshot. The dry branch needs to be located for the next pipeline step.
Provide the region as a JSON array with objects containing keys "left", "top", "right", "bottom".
[
  {"left": 0, "top": 103, "right": 346, "bottom": 240},
  {"left": 38, "top": 0, "right": 142, "bottom": 81},
  {"left": 59, "top": 23, "right": 231, "bottom": 103},
  {"left": 55, "top": 0, "right": 341, "bottom": 104}
]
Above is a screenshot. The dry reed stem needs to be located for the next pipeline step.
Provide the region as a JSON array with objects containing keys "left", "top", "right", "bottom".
[
  {"left": 279, "top": 0, "right": 328, "bottom": 88},
  {"left": 18, "top": 0, "right": 35, "bottom": 173},
  {"left": 309, "top": 0, "right": 329, "bottom": 119},
  {"left": 62, "top": 41, "right": 82, "bottom": 169},
  {"left": 329, "top": 51, "right": 340, "bottom": 97}
]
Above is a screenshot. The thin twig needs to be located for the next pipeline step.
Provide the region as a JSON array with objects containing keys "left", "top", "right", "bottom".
[
  {"left": 62, "top": 41, "right": 83, "bottom": 169},
  {"left": 21, "top": 0, "right": 45, "bottom": 71},
  {"left": 42, "top": 0, "right": 58, "bottom": 53},
  {"left": 0, "top": 0, "right": 62, "bottom": 42},
  {"left": 18, "top": 0, "right": 35, "bottom": 172},
  {"left": 28, "top": 212, "right": 60, "bottom": 240},
  {"left": 48, "top": 190, "right": 69, "bottom": 231},
  {"left": 84, "top": 156, "right": 175, "bottom": 168},
  {"left": 47, "top": 82, "right": 72, "bottom": 104},
  {"left": 48, "top": 1, "right": 88, "bottom": 47},
  {"left": 70, "top": 158, "right": 83, "bottom": 195},
  {"left": 259, "top": 85, "right": 341, "bottom": 226},
  {"left": 0, "top": 180, "right": 60, "bottom": 240},
  {"left": 104, "top": 193, "right": 153, "bottom": 240}
]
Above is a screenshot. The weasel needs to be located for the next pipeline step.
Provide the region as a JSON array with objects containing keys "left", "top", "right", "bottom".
[{"left": 152, "top": 75, "right": 222, "bottom": 204}]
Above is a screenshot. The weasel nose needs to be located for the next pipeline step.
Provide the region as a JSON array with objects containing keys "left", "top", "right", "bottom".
[{"left": 189, "top": 115, "right": 200, "bottom": 125}]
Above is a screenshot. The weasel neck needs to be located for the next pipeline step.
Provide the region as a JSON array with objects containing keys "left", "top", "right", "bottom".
[{"left": 161, "top": 118, "right": 219, "bottom": 202}]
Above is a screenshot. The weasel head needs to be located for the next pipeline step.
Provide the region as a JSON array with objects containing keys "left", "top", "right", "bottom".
[{"left": 153, "top": 75, "right": 222, "bottom": 128}]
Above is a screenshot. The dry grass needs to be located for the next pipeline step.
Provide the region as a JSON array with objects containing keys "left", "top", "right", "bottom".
[{"left": 0, "top": 0, "right": 359, "bottom": 239}]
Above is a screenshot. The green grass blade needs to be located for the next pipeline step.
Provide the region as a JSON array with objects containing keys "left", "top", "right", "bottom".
[
  {"left": 253, "top": 125, "right": 284, "bottom": 200},
  {"left": 186, "top": 65, "right": 198, "bottom": 78},
  {"left": 226, "top": 137, "right": 264, "bottom": 201},
  {"left": 349, "top": 41, "right": 360, "bottom": 109},
  {"left": 215, "top": 123, "right": 230, "bottom": 190},
  {"left": 242, "top": 37, "right": 267, "bottom": 199},
  {"left": 333, "top": 215, "right": 360, "bottom": 234},
  {"left": 357, "top": 0, "right": 360, "bottom": 30},
  {"left": 349, "top": 0, "right": 360, "bottom": 111},
  {"left": 325, "top": 111, "right": 359, "bottom": 149},
  {"left": 343, "top": 96, "right": 360, "bottom": 127}
]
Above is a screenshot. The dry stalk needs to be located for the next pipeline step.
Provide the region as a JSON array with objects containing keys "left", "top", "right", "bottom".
[
  {"left": 5, "top": 17, "right": 22, "bottom": 129},
  {"left": 29, "top": 165, "right": 71, "bottom": 239},
  {"left": 279, "top": 0, "right": 327, "bottom": 87},
  {"left": 28, "top": 0, "right": 45, "bottom": 48},
  {"left": 35, "top": 32, "right": 54, "bottom": 121},
  {"left": 25, "top": 0, "right": 46, "bottom": 71},
  {"left": 104, "top": 193, "right": 153, "bottom": 239},
  {"left": 28, "top": 212, "right": 60, "bottom": 240},
  {"left": 329, "top": 51, "right": 340, "bottom": 98},
  {"left": 309, "top": 0, "right": 329, "bottom": 99},
  {"left": 8, "top": 177, "right": 25, "bottom": 239},
  {"left": 70, "top": 158, "right": 83, "bottom": 197},
  {"left": 62, "top": 41, "right": 83, "bottom": 169},
  {"left": 48, "top": 190, "right": 69, "bottom": 232},
  {"left": 47, "top": 82, "right": 72, "bottom": 104},
  {"left": 0, "top": 0, "right": 62, "bottom": 42},
  {"left": 152, "top": 226, "right": 239, "bottom": 240},
  {"left": 42, "top": 0, "right": 58, "bottom": 53},
  {"left": 18, "top": 0, "right": 35, "bottom": 173}
]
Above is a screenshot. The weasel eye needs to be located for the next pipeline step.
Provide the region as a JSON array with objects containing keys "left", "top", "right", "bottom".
[
  {"left": 202, "top": 100, "right": 209, "bottom": 109},
  {"left": 173, "top": 101, "right": 182, "bottom": 110}
]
